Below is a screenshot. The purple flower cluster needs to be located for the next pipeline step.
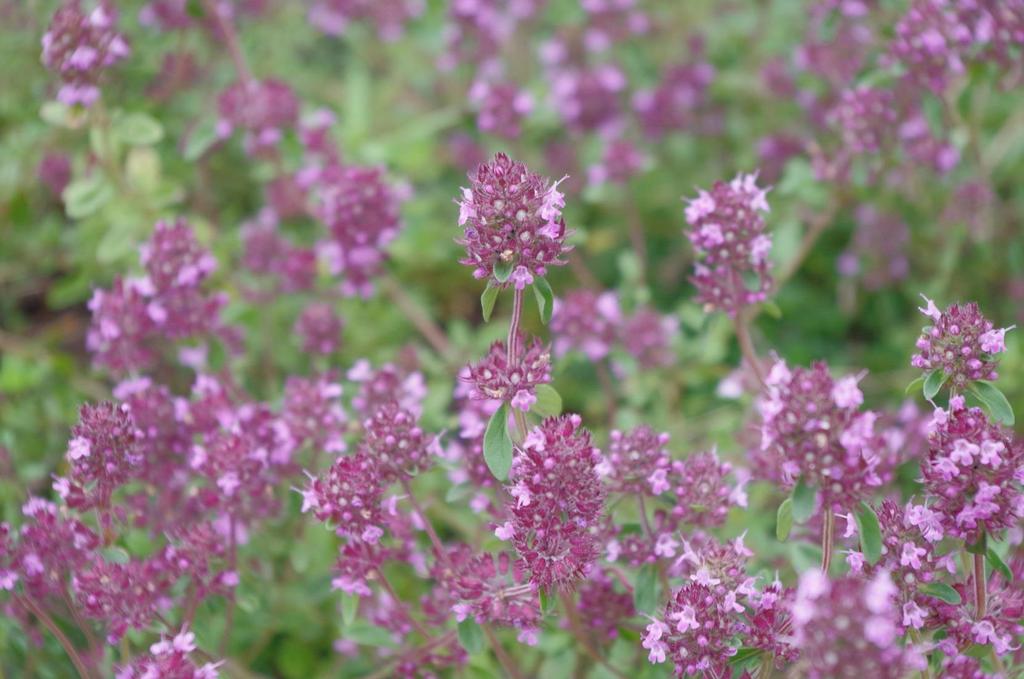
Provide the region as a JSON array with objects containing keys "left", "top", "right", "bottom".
[
  {"left": 41, "top": 0, "right": 130, "bottom": 106},
  {"left": 684, "top": 173, "right": 773, "bottom": 316},
  {"left": 911, "top": 296, "right": 1012, "bottom": 391},
  {"left": 466, "top": 336, "right": 551, "bottom": 412},
  {"left": 307, "top": 0, "right": 424, "bottom": 41},
  {"left": 498, "top": 415, "right": 605, "bottom": 588},
  {"left": 456, "top": 153, "right": 571, "bottom": 284}
]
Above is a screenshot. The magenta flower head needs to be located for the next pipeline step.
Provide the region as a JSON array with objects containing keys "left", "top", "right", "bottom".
[
  {"left": 550, "top": 290, "right": 621, "bottom": 360},
  {"left": 116, "top": 626, "right": 222, "bottom": 679},
  {"left": 307, "top": 0, "right": 424, "bottom": 41},
  {"left": 684, "top": 172, "right": 773, "bottom": 316},
  {"left": 598, "top": 425, "right": 671, "bottom": 495},
  {"left": 73, "top": 552, "right": 178, "bottom": 643},
  {"left": 660, "top": 450, "right": 748, "bottom": 528},
  {"left": 792, "top": 571, "right": 924, "bottom": 679},
  {"left": 456, "top": 153, "right": 572, "bottom": 285},
  {"left": 642, "top": 582, "right": 744, "bottom": 674},
  {"left": 437, "top": 546, "right": 540, "bottom": 638},
  {"left": 757, "top": 359, "right": 882, "bottom": 513},
  {"left": 886, "top": 0, "right": 972, "bottom": 94},
  {"left": 920, "top": 398, "right": 1024, "bottom": 544},
  {"left": 302, "top": 451, "right": 385, "bottom": 543},
  {"left": 468, "top": 80, "right": 533, "bottom": 139},
  {"left": 314, "top": 164, "right": 405, "bottom": 297},
  {"left": 361, "top": 401, "right": 435, "bottom": 480},
  {"left": 64, "top": 401, "right": 142, "bottom": 509},
  {"left": 41, "top": 0, "right": 130, "bottom": 107},
  {"left": 282, "top": 373, "right": 348, "bottom": 454},
  {"left": 294, "top": 302, "right": 344, "bottom": 355},
  {"left": 466, "top": 335, "right": 551, "bottom": 412},
  {"left": 911, "top": 296, "right": 1012, "bottom": 391},
  {"left": 621, "top": 307, "right": 678, "bottom": 369},
  {"left": 217, "top": 78, "right": 300, "bottom": 153},
  {"left": 500, "top": 414, "right": 605, "bottom": 588}
]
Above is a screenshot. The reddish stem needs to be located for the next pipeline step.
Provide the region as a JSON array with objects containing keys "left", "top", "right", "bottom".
[
  {"left": 974, "top": 551, "right": 987, "bottom": 619},
  {"left": 820, "top": 509, "right": 834, "bottom": 574},
  {"left": 18, "top": 596, "right": 92, "bottom": 679}
]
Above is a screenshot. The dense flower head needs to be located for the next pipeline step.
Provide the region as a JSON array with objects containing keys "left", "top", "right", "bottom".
[
  {"left": 361, "top": 400, "right": 434, "bottom": 479},
  {"left": 549, "top": 64, "right": 627, "bottom": 135},
  {"left": 684, "top": 172, "right": 773, "bottom": 316},
  {"left": 437, "top": 545, "right": 539, "bottom": 636},
  {"left": 792, "top": 571, "right": 923, "bottom": 678},
  {"left": 838, "top": 206, "right": 910, "bottom": 291},
  {"left": 65, "top": 401, "right": 142, "bottom": 509},
  {"left": 347, "top": 359, "right": 427, "bottom": 418},
  {"left": 502, "top": 415, "right": 605, "bottom": 588},
  {"left": 307, "top": 0, "right": 424, "bottom": 41},
  {"left": 8, "top": 498, "right": 99, "bottom": 598},
  {"left": 934, "top": 559, "right": 1024, "bottom": 659},
  {"left": 217, "top": 78, "right": 300, "bottom": 153},
  {"left": 550, "top": 290, "right": 620, "bottom": 360},
  {"left": 587, "top": 138, "right": 647, "bottom": 186},
  {"left": 746, "top": 582, "right": 799, "bottom": 667},
  {"left": 757, "top": 359, "right": 883, "bottom": 512},
  {"left": 598, "top": 425, "right": 670, "bottom": 495},
  {"left": 139, "top": 219, "right": 223, "bottom": 339},
  {"left": 577, "top": 568, "right": 634, "bottom": 641},
  {"left": 911, "top": 296, "right": 1011, "bottom": 390},
  {"left": 828, "top": 86, "right": 898, "bottom": 155},
  {"left": 658, "top": 451, "right": 748, "bottom": 529},
  {"left": 294, "top": 302, "right": 344, "bottom": 355},
  {"left": 331, "top": 540, "right": 386, "bottom": 596},
  {"left": 313, "top": 163, "right": 404, "bottom": 297},
  {"left": 469, "top": 80, "right": 532, "bottom": 139},
  {"left": 886, "top": 0, "right": 972, "bottom": 94},
  {"left": 920, "top": 398, "right": 1024, "bottom": 543},
  {"left": 86, "top": 277, "right": 159, "bottom": 374},
  {"left": 303, "top": 451, "right": 384, "bottom": 543},
  {"left": 456, "top": 153, "right": 572, "bottom": 283},
  {"left": 282, "top": 373, "right": 347, "bottom": 454},
  {"left": 116, "top": 627, "right": 221, "bottom": 679},
  {"left": 642, "top": 582, "right": 744, "bottom": 674},
  {"left": 41, "top": 0, "right": 130, "bottom": 107},
  {"left": 240, "top": 210, "right": 317, "bottom": 293},
  {"left": 73, "top": 550, "right": 179, "bottom": 642},
  {"left": 957, "top": 0, "right": 1024, "bottom": 68},
  {"left": 620, "top": 307, "right": 678, "bottom": 369},
  {"left": 668, "top": 532, "right": 756, "bottom": 598},
  {"left": 849, "top": 500, "right": 948, "bottom": 630},
  {"left": 466, "top": 335, "right": 551, "bottom": 412},
  {"left": 634, "top": 60, "right": 716, "bottom": 140},
  {"left": 38, "top": 152, "right": 72, "bottom": 197}
]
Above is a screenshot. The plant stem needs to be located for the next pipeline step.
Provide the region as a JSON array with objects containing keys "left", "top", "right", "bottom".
[
  {"left": 481, "top": 622, "right": 527, "bottom": 679},
  {"left": 820, "top": 509, "right": 834, "bottom": 574},
  {"left": 220, "top": 514, "right": 238, "bottom": 656},
  {"left": 733, "top": 310, "right": 767, "bottom": 389},
  {"left": 18, "top": 596, "right": 92, "bottom": 679},
  {"left": 383, "top": 276, "right": 455, "bottom": 363},
  {"left": 400, "top": 476, "right": 449, "bottom": 566},
  {"left": 202, "top": 0, "right": 253, "bottom": 84},
  {"left": 974, "top": 551, "right": 987, "bottom": 619},
  {"left": 558, "top": 592, "right": 630, "bottom": 679},
  {"left": 374, "top": 567, "right": 430, "bottom": 638}
]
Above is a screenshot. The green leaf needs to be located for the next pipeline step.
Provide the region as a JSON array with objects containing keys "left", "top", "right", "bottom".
[
  {"left": 963, "top": 643, "right": 991, "bottom": 659},
  {"left": 729, "top": 647, "right": 764, "bottom": 672},
  {"left": 966, "top": 531, "right": 988, "bottom": 555},
  {"left": 341, "top": 592, "right": 359, "bottom": 626},
  {"left": 183, "top": 117, "right": 220, "bottom": 161},
  {"left": 62, "top": 175, "right": 114, "bottom": 219},
  {"left": 539, "top": 588, "right": 555, "bottom": 615},
  {"left": 634, "top": 563, "right": 660, "bottom": 615},
  {"left": 531, "top": 384, "right": 562, "bottom": 418},
  {"left": 112, "top": 112, "right": 164, "bottom": 146},
  {"left": 481, "top": 283, "right": 500, "bottom": 322},
  {"left": 100, "top": 546, "right": 131, "bottom": 564},
  {"left": 918, "top": 582, "right": 961, "bottom": 605},
  {"left": 987, "top": 548, "right": 1012, "bottom": 582},
  {"left": 457, "top": 619, "right": 485, "bottom": 655},
  {"left": 445, "top": 483, "right": 471, "bottom": 503},
  {"left": 493, "top": 260, "right": 513, "bottom": 283},
  {"left": 923, "top": 370, "right": 948, "bottom": 400},
  {"left": 854, "top": 502, "right": 883, "bottom": 565},
  {"left": 760, "top": 301, "right": 782, "bottom": 320},
  {"left": 342, "top": 621, "right": 396, "bottom": 647},
  {"left": 483, "top": 403, "right": 513, "bottom": 481},
  {"left": 791, "top": 478, "right": 816, "bottom": 524},
  {"left": 904, "top": 375, "right": 925, "bottom": 396},
  {"left": 532, "top": 277, "right": 554, "bottom": 324},
  {"left": 969, "top": 381, "right": 1015, "bottom": 426},
  {"left": 776, "top": 498, "right": 793, "bottom": 542}
]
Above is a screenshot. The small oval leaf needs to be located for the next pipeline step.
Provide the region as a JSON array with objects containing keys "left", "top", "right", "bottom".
[
  {"left": 634, "top": 563, "right": 660, "bottom": 615},
  {"left": 791, "top": 478, "right": 817, "bottom": 524},
  {"left": 987, "top": 547, "right": 1012, "bottom": 582},
  {"left": 481, "top": 283, "right": 500, "bottom": 322},
  {"left": 531, "top": 384, "right": 562, "bottom": 418},
  {"left": 483, "top": 403, "right": 512, "bottom": 481},
  {"left": 923, "top": 370, "right": 948, "bottom": 400},
  {"left": 918, "top": 582, "right": 962, "bottom": 605},
  {"left": 969, "top": 381, "right": 1015, "bottom": 426},
  {"left": 532, "top": 277, "right": 554, "bottom": 324},
  {"left": 493, "top": 260, "right": 513, "bottom": 283},
  {"left": 457, "top": 618, "right": 485, "bottom": 655},
  {"left": 854, "top": 501, "right": 883, "bottom": 565},
  {"left": 776, "top": 497, "right": 793, "bottom": 542}
]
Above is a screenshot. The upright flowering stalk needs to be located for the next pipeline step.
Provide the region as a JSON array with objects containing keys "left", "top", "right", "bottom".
[{"left": 910, "top": 296, "right": 1018, "bottom": 619}]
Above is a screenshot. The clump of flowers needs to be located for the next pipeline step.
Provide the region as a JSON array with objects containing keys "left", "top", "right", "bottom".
[
  {"left": 41, "top": 0, "right": 130, "bottom": 106},
  {"left": 302, "top": 451, "right": 384, "bottom": 543},
  {"left": 757, "top": 359, "right": 882, "bottom": 512},
  {"left": 683, "top": 172, "right": 773, "bottom": 316},
  {"left": 550, "top": 290, "right": 621, "bottom": 360},
  {"left": 294, "top": 302, "right": 344, "bottom": 356},
  {"left": 466, "top": 335, "right": 551, "bottom": 411},
  {"left": 361, "top": 401, "right": 435, "bottom": 480},
  {"left": 217, "top": 79, "right": 300, "bottom": 153},
  {"left": 598, "top": 425, "right": 670, "bottom": 495},
  {"left": 642, "top": 582, "right": 744, "bottom": 674},
  {"left": 456, "top": 153, "right": 571, "bottom": 284},
  {"left": 920, "top": 397, "right": 1024, "bottom": 543},
  {"left": 469, "top": 80, "right": 533, "bottom": 139},
  {"left": 911, "top": 296, "right": 1012, "bottom": 391},
  {"left": 792, "top": 571, "right": 923, "bottom": 678},
  {"left": 499, "top": 415, "right": 605, "bottom": 588}
]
